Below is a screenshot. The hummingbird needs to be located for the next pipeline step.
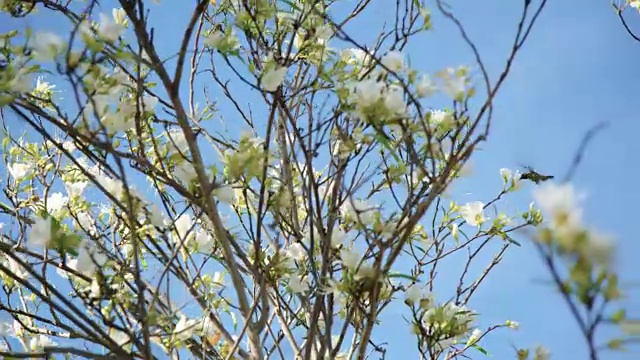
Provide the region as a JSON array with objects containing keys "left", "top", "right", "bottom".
[{"left": 520, "top": 166, "right": 554, "bottom": 184}]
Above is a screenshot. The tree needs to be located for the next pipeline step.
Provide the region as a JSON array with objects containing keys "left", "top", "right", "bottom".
[{"left": 0, "top": 0, "right": 634, "bottom": 359}]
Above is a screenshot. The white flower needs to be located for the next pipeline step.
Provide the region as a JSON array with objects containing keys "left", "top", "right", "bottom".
[
  {"left": 0, "top": 321, "right": 13, "bottom": 337},
  {"left": 330, "top": 226, "right": 346, "bottom": 248},
  {"left": 340, "top": 198, "right": 376, "bottom": 225},
  {"left": 212, "top": 271, "right": 225, "bottom": 287},
  {"left": 286, "top": 243, "right": 307, "bottom": 261},
  {"left": 342, "top": 48, "right": 372, "bottom": 66},
  {"left": 630, "top": 1, "right": 640, "bottom": 11},
  {"left": 174, "top": 162, "right": 198, "bottom": 184},
  {"left": 500, "top": 168, "right": 521, "bottom": 188},
  {"left": 33, "top": 77, "right": 55, "bottom": 95},
  {"left": 585, "top": 230, "right": 614, "bottom": 265},
  {"left": 76, "top": 212, "right": 97, "bottom": 235},
  {"left": 288, "top": 273, "right": 309, "bottom": 294},
  {"left": 505, "top": 320, "right": 519, "bottom": 330},
  {"left": 405, "top": 284, "right": 424, "bottom": 304},
  {"left": 57, "top": 258, "right": 77, "bottom": 279},
  {"left": 451, "top": 223, "right": 459, "bottom": 240},
  {"left": 141, "top": 95, "right": 158, "bottom": 112},
  {"left": 47, "top": 192, "right": 68, "bottom": 214},
  {"left": 466, "top": 328, "right": 482, "bottom": 345},
  {"left": 195, "top": 229, "right": 215, "bottom": 253},
  {"left": 90, "top": 278, "right": 101, "bottom": 298},
  {"left": 499, "top": 168, "right": 512, "bottom": 182},
  {"left": 100, "top": 109, "right": 134, "bottom": 133},
  {"left": 213, "top": 185, "right": 235, "bottom": 204},
  {"left": 441, "top": 67, "right": 467, "bottom": 100},
  {"left": 174, "top": 314, "right": 198, "bottom": 341},
  {"left": 430, "top": 110, "right": 452, "bottom": 126},
  {"left": 76, "top": 240, "right": 107, "bottom": 275},
  {"left": 416, "top": 75, "right": 436, "bottom": 97},
  {"left": 29, "top": 217, "right": 52, "bottom": 247},
  {"left": 97, "top": 13, "right": 125, "bottom": 42},
  {"left": 62, "top": 141, "right": 76, "bottom": 153},
  {"left": 31, "top": 32, "right": 65, "bottom": 61},
  {"left": 532, "top": 182, "right": 583, "bottom": 233},
  {"left": 261, "top": 66, "right": 287, "bottom": 92},
  {"left": 167, "top": 129, "right": 190, "bottom": 155},
  {"left": 380, "top": 51, "right": 404, "bottom": 72},
  {"left": 65, "top": 181, "right": 87, "bottom": 198},
  {"left": 109, "top": 328, "right": 130, "bottom": 347},
  {"left": 112, "top": 8, "right": 128, "bottom": 26},
  {"left": 7, "top": 162, "right": 32, "bottom": 181},
  {"left": 148, "top": 205, "right": 167, "bottom": 228},
  {"left": 354, "top": 78, "right": 384, "bottom": 108},
  {"left": 29, "top": 335, "right": 56, "bottom": 351},
  {"left": 203, "top": 29, "right": 224, "bottom": 48},
  {"left": 340, "top": 248, "right": 361, "bottom": 269},
  {"left": 533, "top": 346, "right": 551, "bottom": 360},
  {"left": 172, "top": 214, "right": 193, "bottom": 245},
  {"left": 384, "top": 85, "right": 407, "bottom": 116},
  {"left": 7, "top": 256, "right": 28, "bottom": 280},
  {"left": 96, "top": 174, "right": 124, "bottom": 199},
  {"left": 460, "top": 201, "right": 486, "bottom": 227}
]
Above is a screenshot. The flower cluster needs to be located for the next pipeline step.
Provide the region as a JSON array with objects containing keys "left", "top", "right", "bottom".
[{"left": 533, "top": 182, "right": 613, "bottom": 265}]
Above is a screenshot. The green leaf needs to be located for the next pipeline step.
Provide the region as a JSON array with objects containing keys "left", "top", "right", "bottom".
[
  {"left": 472, "top": 344, "right": 489, "bottom": 356},
  {"left": 388, "top": 272, "right": 417, "bottom": 281},
  {"left": 374, "top": 133, "right": 400, "bottom": 162}
]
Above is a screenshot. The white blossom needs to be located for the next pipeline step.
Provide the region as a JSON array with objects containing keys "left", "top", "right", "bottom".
[
  {"left": 65, "top": 181, "right": 88, "bottom": 198},
  {"left": 174, "top": 162, "right": 198, "bottom": 184},
  {"left": 172, "top": 214, "right": 193, "bottom": 245},
  {"left": 174, "top": 314, "right": 198, "bottom": 340},
  {"left": 340, "top": 198, "right": 376, "bottom": 225},
  {"left": 384, "top": 85, "right": 407, "bottom": 116},
  {"left": 195, "top": 229, "right": 215, "bottom": 253},
  {"left": 286, "top": 243, "right": 307, "bottom": 261},
  {"left": 340, "top": 248, "right": 361, "bottom": 270},
  {"left": 416, "top": 74, "right": 437, "bottom": 97},
  {"left": 213, "top": 185, "right": 235, "bottom": 204},
  {"left": 31, "top": 32, "right": 65, "bottom": 61},
  {"left": 56, "top": 258, "right": 77, "bottom": 279},
  {"left": 7, "top": 256, "right": 28, "bottom": 280},
  {"left": 29, "top": 335, "right": 56, "bottom": 351},
  {"left": 354, "top": 78, "right": 384, "bottom": 108},
  {"left": 330, "top": 226, "right": 346, "bottom": 248},
  {"left": 96, "top": 174, "right": 124, "bottom": 199},
  {"left": 466, "top": 328, "right": 482, "bottom": 345},
  {"left": 76, "top": 240, "right": 107, "bottom": 275},
  {"left": 441, "top": 67, "right": 467, "bottom": 100},
  {"left": 203, "top": 29, "right": 224, "bottom": 48},
  {"left": 261, "top": 66, "right": 288, "bottom": 92},
  {"left": 460, "top": 201, "right": 486, "bottom": 227},
  {"left": 288, "top": 272, "right": 310, "bottom": 293},
  {"left": 141, "top": 95, "right": 158, "bottom": 112},
  {"left": 112, "top": 8, "right": 128, "bottom": 26},
  {"left": 7, "top": 162, "right": 32, "bottom": 181},
  {"left": 47, "top": 192, "right": 68, "bottom": 214},
  {"left": 167, "top": 129, "right": 190, "bottom": 155},
  {"left": 29, "top": 217, "right": 52, "bottom": 247},
  {"left": 109, "top": 328, "right": 130, "bottom": 347},
  {"left": 533, "top": 346, "right": 551, "bottom": 360},
  {"left": 380, "top": 51, "right": 404, "bottom": 72},
  {"left": 405, "top": 284, "right": 424, "bottom": 304},
  {"left": 97, "top": 13, "right": 125, "bottom": 42},
  {"left": 532, "top": 182, "right": 583, "bottom": 233}
]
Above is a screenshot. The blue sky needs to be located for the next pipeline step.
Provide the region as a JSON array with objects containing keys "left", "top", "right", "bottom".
[{"left": 1, "top": 0, "right": 639, "bottom": 358}]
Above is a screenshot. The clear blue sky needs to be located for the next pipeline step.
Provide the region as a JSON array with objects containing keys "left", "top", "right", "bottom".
[{"left": 1, "top": 0, "right": 639, "bottom": 358}]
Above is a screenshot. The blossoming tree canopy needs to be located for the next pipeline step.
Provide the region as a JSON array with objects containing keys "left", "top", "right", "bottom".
[{"left": 0, "top": 0, "right": 633, "bottom": 359}]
